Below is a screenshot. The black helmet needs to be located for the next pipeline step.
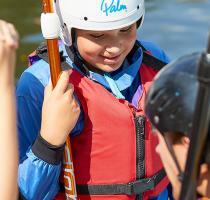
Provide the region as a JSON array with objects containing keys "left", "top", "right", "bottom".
[
  {"left": 145, "top": 52, "right": 210, "bottom": 161},
  {"left": 145, "top": 34, "right": 210, "bottom": 200},
  {"left": 145, "top": 53, "right": 202, "bottom": 136}
]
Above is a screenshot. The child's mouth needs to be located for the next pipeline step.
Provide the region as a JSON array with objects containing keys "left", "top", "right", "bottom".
[{"left": 102, "top": 54, "right": 121, "bottom": 65}]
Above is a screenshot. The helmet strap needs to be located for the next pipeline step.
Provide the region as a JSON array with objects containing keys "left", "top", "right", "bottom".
[
  {"left": 136, "top": 16, "right": 143, "bottom": 29},
  {"left": 163, "top": 135, "right": 185, "bottom": 183}
]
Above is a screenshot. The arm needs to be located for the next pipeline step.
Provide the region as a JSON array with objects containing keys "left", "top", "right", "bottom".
[
  {"left": 0, "top": 20, "right": 19, "bottom": 200},
  {"left": 17, "top": 70, "right": 81, "bottom": 199}
]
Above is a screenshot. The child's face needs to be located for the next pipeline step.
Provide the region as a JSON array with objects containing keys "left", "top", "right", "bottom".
[
  {"left": 156, "top": 131, "right": 189, "bottom": 199},
  {"left": 75, "top": 23, "right": 137, "bottom": 72}
]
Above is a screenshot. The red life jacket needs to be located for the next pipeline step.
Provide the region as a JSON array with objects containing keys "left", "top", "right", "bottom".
[
  {"left": 54, "top": 60, "right": 168, "bottom": 200},
  {"left": 34, "top": 42, "right": 169, "bottom": 200}
]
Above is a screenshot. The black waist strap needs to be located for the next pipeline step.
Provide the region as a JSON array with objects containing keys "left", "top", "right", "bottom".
[{"left": 76, "top": 168, "right": 166, "bottom": 195}]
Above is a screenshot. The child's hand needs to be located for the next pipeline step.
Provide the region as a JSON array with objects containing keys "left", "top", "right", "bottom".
[
  {"left": 0, "top": 20, "right": 19, "bottom": 84},
  {"left": 40, "top": 70, "right": 80, "bottom": 146}
]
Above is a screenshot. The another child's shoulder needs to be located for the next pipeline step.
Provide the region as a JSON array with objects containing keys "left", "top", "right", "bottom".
[{"left": 138, "top": 40, "right": 170, "bottom": 63}]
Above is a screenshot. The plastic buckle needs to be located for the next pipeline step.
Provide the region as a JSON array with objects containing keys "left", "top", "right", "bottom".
[
  {"left": 36, "top": 43, "right": 47, "bottom": 55},
  {"left": 127, "top": 178, "right": 155, "bottom": 195}
]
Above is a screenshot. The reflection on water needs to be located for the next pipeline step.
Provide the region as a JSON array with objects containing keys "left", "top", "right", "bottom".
[
  {"left": 0, "top": 0, "right": 210, "bottom": 77},
  {"left": 140, "top": 0, "right": 210, "bottom": 59}
]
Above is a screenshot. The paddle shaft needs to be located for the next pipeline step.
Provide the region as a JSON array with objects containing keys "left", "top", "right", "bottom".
[{"left": 42, "top": 1, "right": 77, "bottom": 199}]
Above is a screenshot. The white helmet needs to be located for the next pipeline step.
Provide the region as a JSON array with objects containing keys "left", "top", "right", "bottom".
[{"left": 54, "top": 0, "right": 145, "bottom": 46}]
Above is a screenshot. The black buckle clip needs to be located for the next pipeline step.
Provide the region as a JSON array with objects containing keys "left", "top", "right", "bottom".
[{"left": 127, "top": 177, "right": 155, "bottom": 195}]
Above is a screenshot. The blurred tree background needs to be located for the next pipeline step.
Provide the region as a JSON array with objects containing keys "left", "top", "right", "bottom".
[{"left": 0, "top": 0, "right": 41, "bottom": 77}]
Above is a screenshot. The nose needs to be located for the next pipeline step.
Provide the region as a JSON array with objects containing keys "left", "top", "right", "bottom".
[
  {"left": 104, "top": 30, "right": 122, "bottom": 56},
  {"left": 105, "top": 45, "right": 121, "bottom": 55}
]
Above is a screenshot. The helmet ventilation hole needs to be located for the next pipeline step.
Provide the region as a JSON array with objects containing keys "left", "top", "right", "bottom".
[
  {"left": 62, "top": 23, "right": 67, "bottom": 30},
  {"left": 170, "top": 107, "right": 180, "bottom": 119},
  {"left": 137, "top": 5, "right": 140, "bottom": 9},
  {"left": 84, "top": 17, "right": 88, "bottom": 21},
  {"left": 154, "top": 116, "right": 160, "bottom": 124}
]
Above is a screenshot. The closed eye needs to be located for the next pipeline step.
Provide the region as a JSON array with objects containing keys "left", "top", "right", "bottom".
[
  {"left": 89, "top": 34, "right": 104, "bottom": 38},
  {"left": 120, "top": 26, "right": 132, "bottom": 32}
]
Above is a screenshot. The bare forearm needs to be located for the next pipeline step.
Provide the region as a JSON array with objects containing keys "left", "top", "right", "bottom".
[
  {"left": 0, "top": 19, "right": 19, "bottom": 200},
  {"left": 0, "top": 65, "right": 15, "bottom": 88},
  {"left": 0, "top": 86, "right": 18, "bottom": 200}
]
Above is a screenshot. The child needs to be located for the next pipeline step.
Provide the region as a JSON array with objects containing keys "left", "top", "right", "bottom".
[
  {"left": 0, "top": 19, "right": 19, "bottom": 200},
  {"left": 17, "top": 0, "right": 172, "bottom": 199},
  {"left": 0, "top": 19, "right": 78, "bottom": 200},
  {"left": 145, "top": 51, "right": 210, "bottom": 199}
]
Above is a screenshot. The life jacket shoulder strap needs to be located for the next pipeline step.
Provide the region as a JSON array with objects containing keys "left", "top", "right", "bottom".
[
  {"left": 35, "top": 42, "right": 71, "bottom": 71},
  {"left": 136, "top": 41, "right": 167, "bottom": 71},
  {"left": 142, "top": 52, "right": 167, "bottom": 71}
]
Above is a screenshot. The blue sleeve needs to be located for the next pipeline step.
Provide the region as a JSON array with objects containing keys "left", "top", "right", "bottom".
[
  {"left": 16, "top": 69, "right": 84, "bottom": 199},
  {"left": 140, "top": 40, "right": 171, "bottom": 63},
  {"left": 150, "top": 184, "right": 174, "bottom": 200},
  {"left": 17, "top": 73, "right": 43, "bottom": 161},
  {"left": 18, "top": 150, "right": 61, "bottom": 199}
]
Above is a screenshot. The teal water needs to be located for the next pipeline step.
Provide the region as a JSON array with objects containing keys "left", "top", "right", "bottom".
[
  {"left": 140, "top": 0, "right": 210, "bottom": 59},
  {"left": 0, "top": 0, "right": 209, "bottom": 77}
]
